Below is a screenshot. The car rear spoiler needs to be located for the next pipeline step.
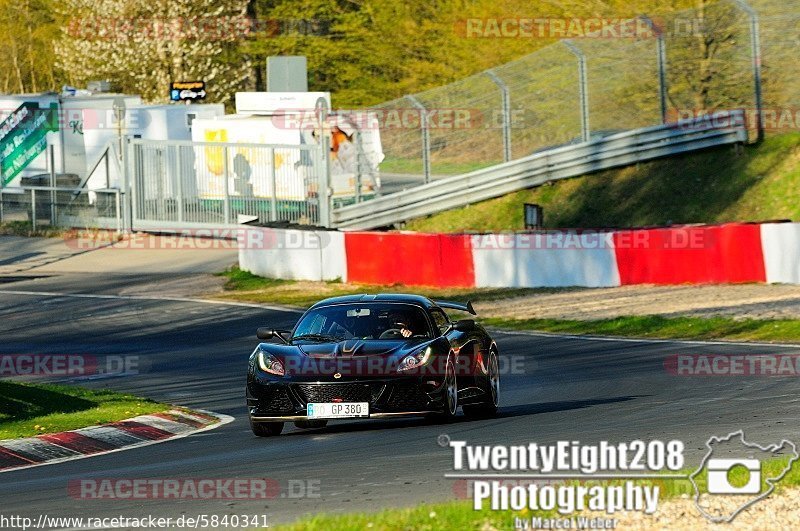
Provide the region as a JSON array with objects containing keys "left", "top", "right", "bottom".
[{"left": 434, "top": 300, "right": 476, "bottom": 315}]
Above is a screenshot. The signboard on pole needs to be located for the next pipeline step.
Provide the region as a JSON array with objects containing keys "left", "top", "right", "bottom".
[
  {"left": 0, "top": 102, "right": 59, "bottom": 186},
  {"left": 170, "top": 81, "right": 206, "bottom": 102}
]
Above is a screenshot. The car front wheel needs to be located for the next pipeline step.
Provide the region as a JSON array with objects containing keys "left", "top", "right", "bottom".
[{"left": 463, "top": 350, "right": 499, "bottom": 419}]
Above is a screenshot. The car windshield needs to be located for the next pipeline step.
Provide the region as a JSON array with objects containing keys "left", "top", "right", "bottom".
[{"left": 292, "top": 303, "right": 432, "bottom": 341}]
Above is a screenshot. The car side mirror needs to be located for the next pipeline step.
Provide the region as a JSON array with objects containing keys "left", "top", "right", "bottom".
[
  {"left": 258, "top": 328, "right": 291, "bottom": 344},
  {"left": 256, "top": 328, "right": 275, "bottom": 340},
  {"left": 453, "top": 319, "right": 475, "bottom": 332}
]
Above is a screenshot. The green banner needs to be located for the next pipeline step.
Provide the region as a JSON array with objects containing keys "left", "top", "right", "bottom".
[{"left": 0, "top": 102, "right": 59, "bottom": 186}]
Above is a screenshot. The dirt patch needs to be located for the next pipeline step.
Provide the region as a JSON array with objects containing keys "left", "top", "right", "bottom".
[
  {"left": 590, "top": 489, "right": 800, "bottom": 530},
  {"left": 475, "top": 284, "right": 800, "bottom": 321}
]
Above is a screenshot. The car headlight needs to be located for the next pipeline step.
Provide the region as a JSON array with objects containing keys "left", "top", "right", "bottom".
[
  {"left": 398, "top": 346, "right": 432, "bottom": 372},
  {"left": 257, "top": 350, "right": 285, "bottom": 376}
]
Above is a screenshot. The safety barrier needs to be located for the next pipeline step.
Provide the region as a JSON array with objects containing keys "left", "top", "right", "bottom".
[
  {"left": 239, "top": 220, "right": 800, "bottom": 288},
  {"left": 332, "top": 111, "right": 748, "bottom": 230}
]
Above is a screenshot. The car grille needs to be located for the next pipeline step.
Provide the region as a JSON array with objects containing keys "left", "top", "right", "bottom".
[
  {"left": 296, "top": 383, "right": 374, "bottom": 404},
  {"left": 260, "top": 386, "right": 295, "bottom": 414},
  {"left": 384, "top": 383, "right": 431, "bottom": 411}
]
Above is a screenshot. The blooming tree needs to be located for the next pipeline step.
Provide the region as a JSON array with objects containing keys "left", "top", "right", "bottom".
[{"left": 55, "top": 0, "right": 252, "bottom": 103}]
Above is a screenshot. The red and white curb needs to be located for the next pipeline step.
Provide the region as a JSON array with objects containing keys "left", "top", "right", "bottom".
[{"left": 0, "top": 408, "right": 233, "bottom": 473}]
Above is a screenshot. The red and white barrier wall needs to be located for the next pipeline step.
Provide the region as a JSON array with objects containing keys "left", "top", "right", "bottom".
[
  {"left": 238, "top": 227, "right": 347, "bottom": 281},
  {"left": 238, "top": 222, "right": 800, "bottom": 288},
  {"left": 761, "top": 223, "right": 800, "bottom": 284}
]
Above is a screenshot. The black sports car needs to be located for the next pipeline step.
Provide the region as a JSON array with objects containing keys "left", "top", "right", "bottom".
[{"left": 246, "top": 294, "right": 500, "bottom": 436}]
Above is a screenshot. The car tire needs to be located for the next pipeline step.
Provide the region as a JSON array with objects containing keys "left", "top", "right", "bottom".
[
  {"left": 294, "top": 420, "right": 328, "bottom": 429},
  {"left": 430, "top": 356, "right": 459, "bottom": 422},
  {"left": 463, "top": 350, "right": 499, "bottom": 419},
  {"left": 250, "top": 418, "right": 284, "bottom": 437}
]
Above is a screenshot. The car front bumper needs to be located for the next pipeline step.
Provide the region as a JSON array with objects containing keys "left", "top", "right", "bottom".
[{"left": 247, "top": 376, "right": 447, "bottom": 420}]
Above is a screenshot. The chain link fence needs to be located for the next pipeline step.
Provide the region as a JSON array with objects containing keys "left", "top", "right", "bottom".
[{"left": 372, "top": 0, "right": 799, "bottom": 190}]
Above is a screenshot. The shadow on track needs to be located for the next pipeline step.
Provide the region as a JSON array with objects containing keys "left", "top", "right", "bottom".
[{"left": 279, "top": 396, "right": 644, "bottom": 437}]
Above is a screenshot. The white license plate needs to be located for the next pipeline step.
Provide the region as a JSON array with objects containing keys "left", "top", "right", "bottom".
[{"left": 307, "top": 402, "right": 369, "bottom": 419}]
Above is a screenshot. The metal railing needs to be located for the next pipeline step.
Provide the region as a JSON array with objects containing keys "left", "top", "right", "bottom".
[
  {"left": 126, "top": 139, "right": 329, "bottom": 230},
  {"left": 332, "top": 110, "right": 748, "bottom": 229},
  {"left": 0, "top": 186, "right": 122, "bottom": 231}
]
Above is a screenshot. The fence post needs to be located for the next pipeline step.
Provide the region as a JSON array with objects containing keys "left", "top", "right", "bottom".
[
  {"left": 641, "top": 16, "right": 668, "bottom": 124},
  {"left": 404, "top": 95, "right": 431, "bottom": 183},
  {"left": 222, "top": 145, "right": 231, "bottom": 224},
  {"left": 563, "top": 40, "right": 590, "bottom": 143},
  {"left": 122, "top": 137, "right": 132, "bottom": 232},
  {"left": 270, "top": 147, "right": 278, "bottom": 221},
  {"left": 31, "top": 189, "right": 36, "bottom": 228},
  {"left": 485, "top": 69, "right": 512, "bottom": 162},
  {"left": 115, "top": 190, "right": 121, "bottom": 234},
  {"left": 354, "top": 130, "right": 363, "bottom": 203},
  {"left": 315, "top": 97, "right": 332, "bottom": 227},
  {"left": 176, "top": 147, "right": 184, "bottom": 223},
  {"left": 733, "top": 0, "right": 764, "bottom": 142},
  {"left": 49, "top": 145, "right": 56, "bottom": 225},
  {"left": 319, "top": 139, "right": 332, "bottom": 227}
]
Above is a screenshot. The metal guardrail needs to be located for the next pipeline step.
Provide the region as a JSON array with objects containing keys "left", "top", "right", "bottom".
[{"left": 332, "top": 110, "right": 748, "bottom": 229}]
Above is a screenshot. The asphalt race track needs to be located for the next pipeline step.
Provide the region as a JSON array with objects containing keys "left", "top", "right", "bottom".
[{"left": 2, "top": 274, "right": 799, "bottom": 526}]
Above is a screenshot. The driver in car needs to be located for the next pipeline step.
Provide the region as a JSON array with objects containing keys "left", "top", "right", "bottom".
[{"left": 380, "top": 311, "right": 415, "bottom": 338}]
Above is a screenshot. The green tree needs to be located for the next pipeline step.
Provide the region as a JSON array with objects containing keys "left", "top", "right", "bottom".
[{"left": 55, "top": 0, "right": 252, "bottom": 103}]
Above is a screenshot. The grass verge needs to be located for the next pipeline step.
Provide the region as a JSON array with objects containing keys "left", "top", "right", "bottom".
[
  {"left": 214, "top": 266, "right": 556, "bottom": 309},
  {"left": 0, "top": 381, "right": 170, "bottom": 440},
  {"left": 483, "top": 315, "right": 800, "bottom": 343},
  {"left": 0, "top": 221, "right": 71, "bottom": 238},
  {"left": 404, "top": 133, "right": 800, "bottom": 233},
  {"left": 278, "top": 457, "right": 800, "bottom": 530},
  {"left": 216, "top": 268, "right": 800, "bottom": 343}
]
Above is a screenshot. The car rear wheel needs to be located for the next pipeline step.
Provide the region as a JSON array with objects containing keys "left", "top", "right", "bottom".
[
  {"left": 294, "top": 420, "right": 328, "bottom": 429},
  {"left": 463, "top": 350, "right": 499, "bottom": 419},
  {"left": 250, "top": 418, "right": 284, "bottom": 437}
]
